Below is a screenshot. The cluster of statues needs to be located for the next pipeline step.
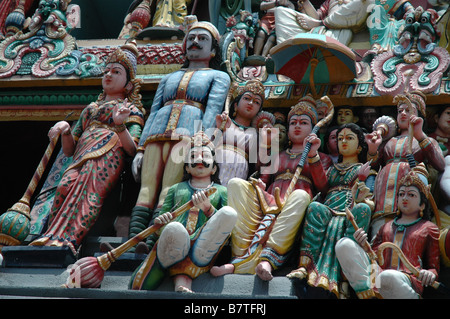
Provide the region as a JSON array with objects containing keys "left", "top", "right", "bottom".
[{"left": 2, "top": 0, "right": 450, "bottom": 300}]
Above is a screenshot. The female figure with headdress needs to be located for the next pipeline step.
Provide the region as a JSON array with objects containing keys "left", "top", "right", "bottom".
[
  {"left": 214, "top": 80, "right": 275, "bottom": 187},
  {"left": 211, "top": 95, "right": 332, "bottom": 281},
  {"left": 29, "top": 43, "right": 145, "bottom": 255},
  {"left": 287, "top": 123, "right": 375, "bottom": 298},
  {"left": 366, "top": 91, "right": 445, "bottom": 239},
  {"left": 336, "top": 163, "right": 440, "bottom": 299},
  {"left": 129, "top": 132, "right": 237, "bottom": 293}
]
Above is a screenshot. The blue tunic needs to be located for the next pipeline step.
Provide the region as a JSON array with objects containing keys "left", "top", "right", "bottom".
[{"left": 139, "top": 68, "right": 231, "bottom": 147}]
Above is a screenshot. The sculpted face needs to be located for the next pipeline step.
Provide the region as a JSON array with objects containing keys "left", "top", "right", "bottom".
[
  {"left": 327, "top": 129, "right": 338, "bottom": 155},
  {"left": 235, "top": 92, "right": 262, "bottom": 121},
  {"left": 38, "top": 0, "right": 61, "bottom": 17},
  {"left": 337, "top": 108, "right": 356, "bottom": 125},
  {"left": 436, "top": 107, "right": 450, "bottom": 135},
  {"left": 185, "top": 146, "right": 216, "bottom": 178},
  {"left": 397, "top": 185, "right": 424, "bottom": 218},
  {"left": 185, "top": 28, "right": 214, "bottom": 63},
  {"left": 337, "top": 128, "right": 359, "bottom": 157},
  {"left": 361, "top": 107, "right": 378, "bottom": 129},
  {"left": 102, "top": 62, "right": 128, "bottom": 96},
  {"left": 288, "top": 114, "right": 312, "bottom": 145},
  {"left": 317, "top": 107, "right": 327, "bottom": 121},
  {"left": 274, "top": 123, "right": 287, "bottom": 147},
  {"left": 397, "top": 103, "right": 419, "bottom": 130}
]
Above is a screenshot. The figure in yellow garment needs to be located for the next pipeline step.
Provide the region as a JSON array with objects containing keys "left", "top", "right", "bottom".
[
  {"left": 152, "top": 0, "right": 191, "bottom": 28},
  {"left": 211, "top": 95, "right": 332, "bottom": 281}
]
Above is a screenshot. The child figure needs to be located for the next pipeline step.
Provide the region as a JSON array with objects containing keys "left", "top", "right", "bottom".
[{"left": 336, "top": 163, "right": 440, "bottom": 299}]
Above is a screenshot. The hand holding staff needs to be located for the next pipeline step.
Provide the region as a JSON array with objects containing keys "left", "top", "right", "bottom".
[
  {"left": 65, "top": 187, "right": 217, "bottom": 288},
  {"left": 345, "top": 207, "right": 377, "bottom": 261}
]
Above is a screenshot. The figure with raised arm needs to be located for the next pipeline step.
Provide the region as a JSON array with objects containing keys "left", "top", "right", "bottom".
[
  {"left": 30, "top": 42, "right": 145, "bottom": 255},
  {"left": 211, "top": 95, "right": 332, "bottom": 281},
  {"left": 287, "top": 123, "right": 375, "bottom": 298},
  {"left": 366, "top": 92, "right": 445, "bottom": 239},
  {"left": 214, "top": 80, "right": 276, "bottom": 186}
]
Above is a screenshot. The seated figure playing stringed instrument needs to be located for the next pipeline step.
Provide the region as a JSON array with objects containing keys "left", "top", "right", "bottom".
[
  {"left": 129, "top": 132, "right": 237, "bottom": 293},
  {"left": 287, "top": 123, "right": 375, "bottom": 298},
  {"left": 335, "top": 163, "right": 440, "bottom": 299},
  {"left": 211, "top": 95, "right": 333, "bottom": 281}
]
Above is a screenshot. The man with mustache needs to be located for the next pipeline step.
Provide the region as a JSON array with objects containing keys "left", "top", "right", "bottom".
[
  {"left": 129, "top": 132, "right": 237, "bottom": 292},
  {"left": 128, "top": 21, "right": 231, "bottom": 246}
]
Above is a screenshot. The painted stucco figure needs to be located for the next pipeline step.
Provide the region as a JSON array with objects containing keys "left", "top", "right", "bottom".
[
  {"left": 129, "top": 21, "right": 231, "bottom": 243},
  {"left": 336, "top": 164, "right": 440, "bottom": 299},
  {"left": 29, "top": 42, "right": 145, "bottom": 255},
  {"left": 129, "top": 132, "right": 237, "bottom": 293}
]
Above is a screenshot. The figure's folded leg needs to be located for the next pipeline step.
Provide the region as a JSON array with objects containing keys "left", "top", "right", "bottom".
[
  {"left": 129, "top": 221, "right": 191, "bottom": 290},
  {"left": 227, "top": 178, "right": 264, "bottom": 259},
  {"left": 191, "top": 206, "right": 237, "bottom": 267},
  {"left": 335, "top": 237, "right": 380, "bottom": 299},
  {"left": 274, "top": 6, "right": 307, "bottom": 44},
  {"left": 157, "top": 222, "right": 190, "bottom": 268},
  {"left": 263, "top": 189, "right": 310, "bottom": 270},
  {"left": 377, "top": 270, "right": 419, "bottom": 299}
]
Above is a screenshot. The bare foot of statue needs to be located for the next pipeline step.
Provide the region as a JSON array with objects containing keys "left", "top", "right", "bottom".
[
  {"left": 210, "top": 264, "right": 235, "bottom": 277},
  {"left": 286, "top": 267, "right": 308, "bottom": 280},
  {"left": 174, "top": 274, "right": 194, "bottom": 293},
  {"left": 296, "top": 14, "right": 322, "bottom": 30},
  {"left": 255, "top": 261, "right": 274, "bottom": 281}
]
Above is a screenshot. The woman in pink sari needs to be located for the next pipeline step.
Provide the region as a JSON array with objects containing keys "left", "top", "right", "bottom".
[{"left": 30, "top": 43, "right": 145, "bottom": 255}]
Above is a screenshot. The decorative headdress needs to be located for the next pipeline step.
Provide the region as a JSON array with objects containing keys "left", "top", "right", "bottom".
[
  {"left": 238, "top": 80, "right": 265, "bottom": 101},
  {"left": 106, "top": 40, "right": 139, "bottom": 80},
  {"left": 393, "top": 91, "right": 427, "bottom": 117},
  {"left": 288, "top": 94, "right": 318, "bottom": 125},
  {"left": 252, "top": 111, "right": 275, "bottom": 129},
  {"left": 100, "top": 40, "right": 144, "bottom": 115},
  {"left": 398, "top": 162, "right": 430, "bottom": 198},
  {"left": 190, "top": 131, "right": 215, "bottom": 151}
]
